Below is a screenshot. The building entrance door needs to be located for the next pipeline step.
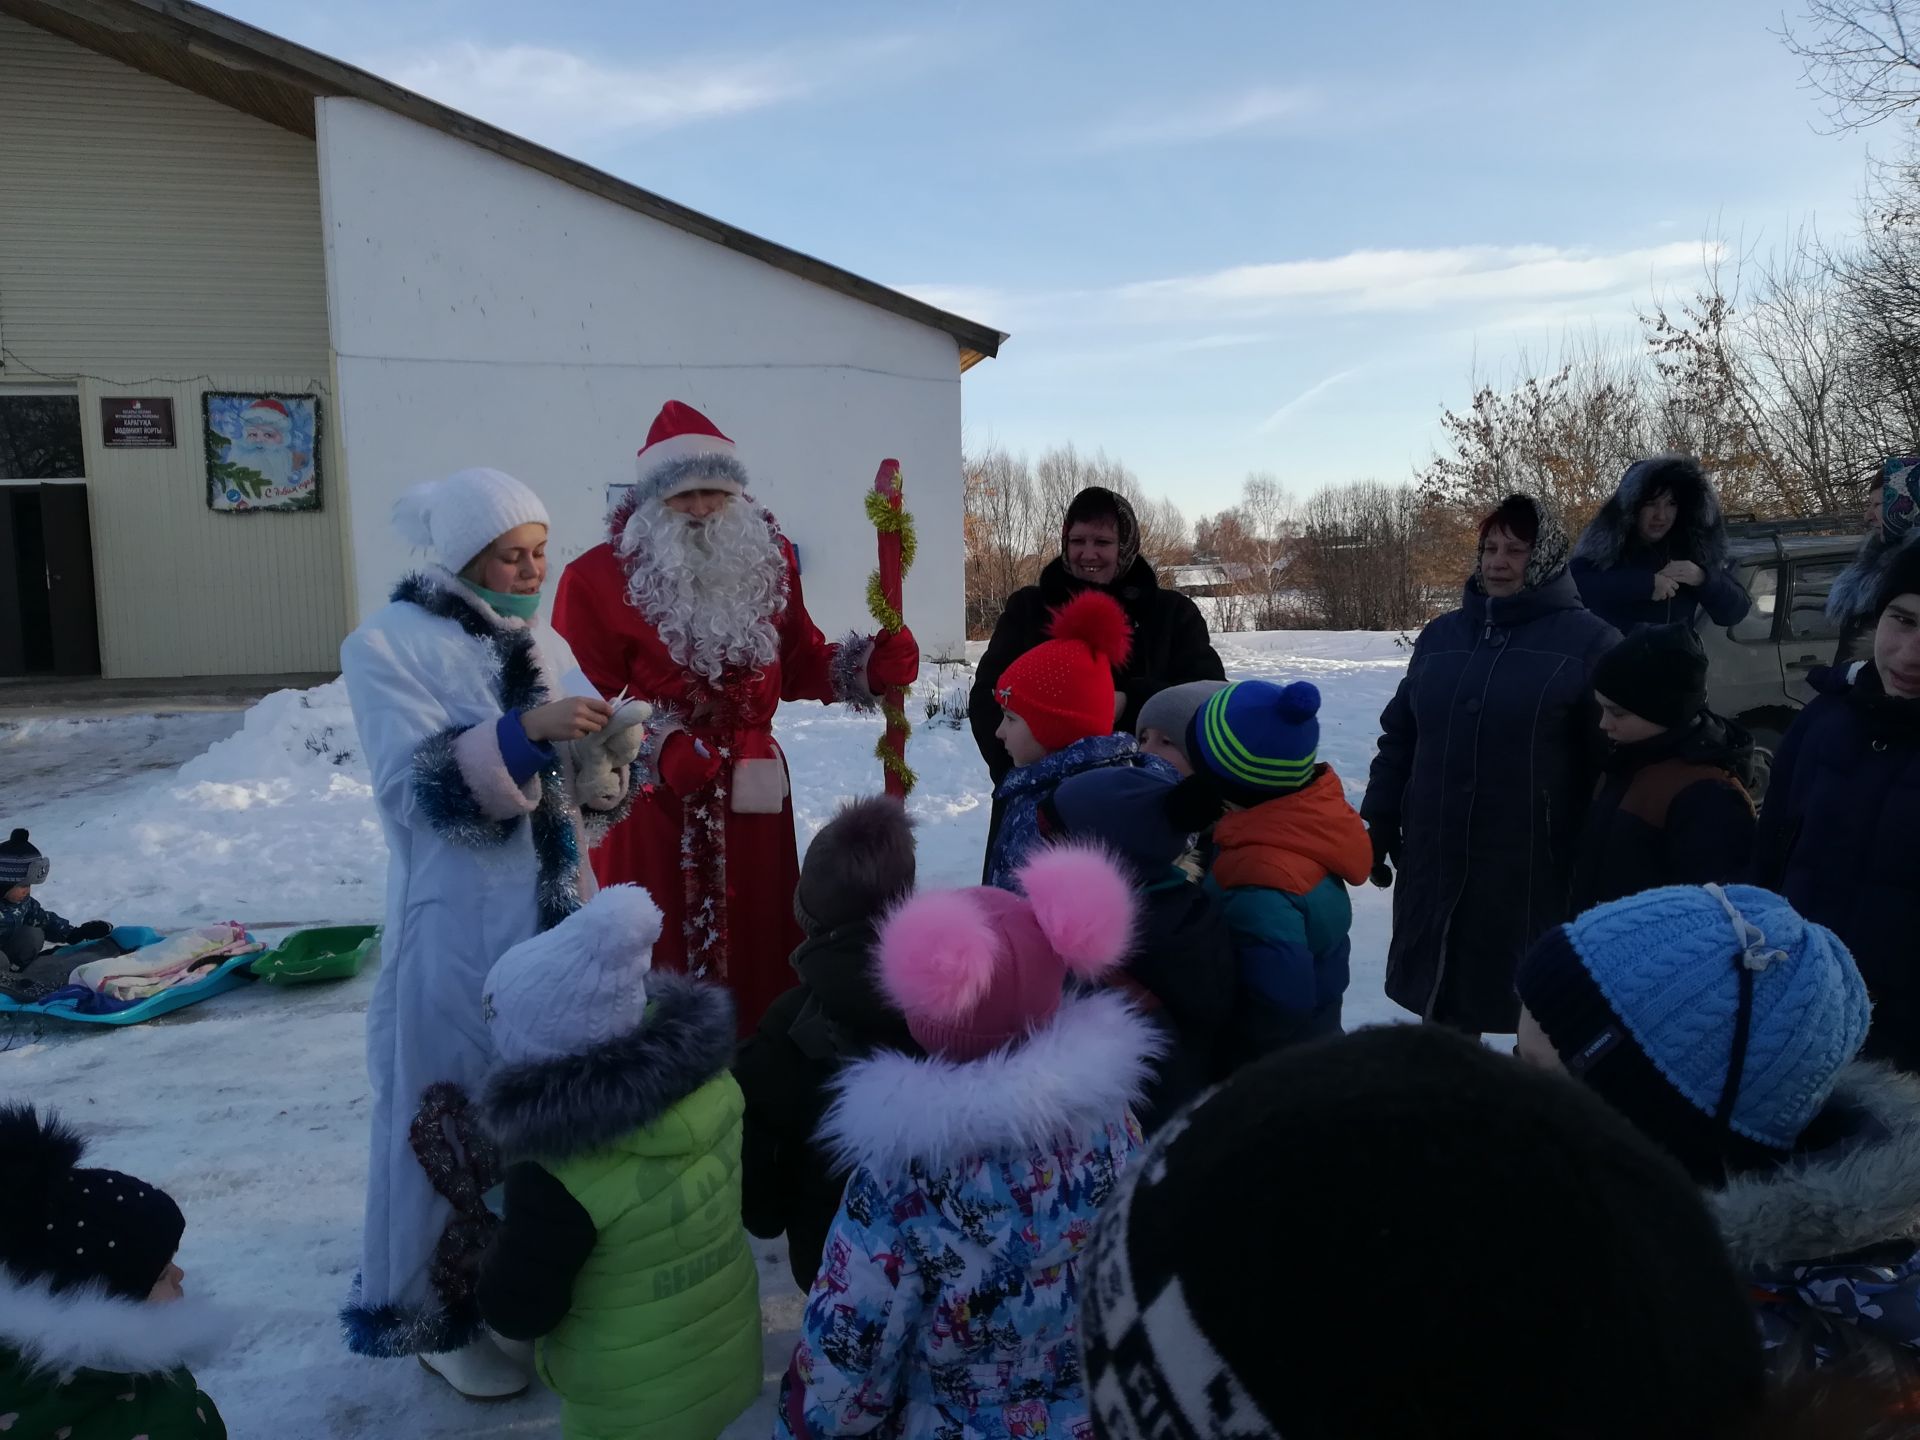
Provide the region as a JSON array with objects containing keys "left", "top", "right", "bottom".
[{"left": 0, "top": 388, "right": 100, "bottom": 677}]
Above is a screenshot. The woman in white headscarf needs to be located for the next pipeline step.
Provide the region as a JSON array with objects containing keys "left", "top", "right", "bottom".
[{"left": 337, "top": 468, "right": 645, "bottom": 1397}]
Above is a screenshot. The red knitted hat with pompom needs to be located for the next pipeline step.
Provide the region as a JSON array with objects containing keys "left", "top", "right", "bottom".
[{"left": 995, "top": 591, "right": 1134, "bottom": 753}]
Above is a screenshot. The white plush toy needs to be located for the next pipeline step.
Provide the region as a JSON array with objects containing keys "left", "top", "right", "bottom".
[{"left": 570, "top": 695, "right": 652, "bottom": 812}]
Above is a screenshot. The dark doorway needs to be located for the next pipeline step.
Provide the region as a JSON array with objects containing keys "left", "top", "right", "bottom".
[{"left": 0, "top": 392, "right": 98, "bottom": 678}]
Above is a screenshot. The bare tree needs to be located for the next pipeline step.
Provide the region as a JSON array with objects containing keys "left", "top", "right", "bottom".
[
  {"left": 1417, "top": 334, "right": 1652, "bottom": 536},
  {"left": 1297, "top": 481, "right": 1436, "bottom": 630},
  {"left": 963, "top": 447, "right": 1041, "bottom": 638},
  {"left": 1781, "top": 0, "right": 1920, "bottom": 131}
]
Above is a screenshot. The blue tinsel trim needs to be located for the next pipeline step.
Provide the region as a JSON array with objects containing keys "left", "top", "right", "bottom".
[
  {"left": 411, "top": 725, "right": 517, "bottom": 848},
  {"left": 341, "top": 1281, "right": 479, "bottom": 1358}
]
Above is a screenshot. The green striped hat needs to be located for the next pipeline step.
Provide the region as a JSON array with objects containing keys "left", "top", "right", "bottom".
[{"left": 1187, "top": 680, "right": 1322, "bottom": 804}]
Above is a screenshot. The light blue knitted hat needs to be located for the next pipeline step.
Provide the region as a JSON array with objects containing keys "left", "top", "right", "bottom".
[{"left": 1551, "top": 885, "right": 1871, "bottom": 1152}]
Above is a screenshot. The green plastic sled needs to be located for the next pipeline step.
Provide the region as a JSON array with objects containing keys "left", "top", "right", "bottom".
[{"left": 251, "top": 925, "right": 378, "bottom": 985}]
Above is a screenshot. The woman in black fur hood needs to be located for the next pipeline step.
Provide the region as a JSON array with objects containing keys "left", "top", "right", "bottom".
[{"left": 1572, "top": 454, "right": 1754, "bottom": 634}]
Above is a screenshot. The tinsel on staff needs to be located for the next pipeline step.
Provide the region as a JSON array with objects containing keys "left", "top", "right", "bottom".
[{"left": 866, "top": 460, "right": 917, "bottom": 797}]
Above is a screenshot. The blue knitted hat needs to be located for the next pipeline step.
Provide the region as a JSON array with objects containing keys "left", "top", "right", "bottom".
[
  {"left": 1187, "top": 680, "right": 1322, "bottom": 806},
  {"left": 1516, "top": 886, "right": 1870, "bottom": 1180}
]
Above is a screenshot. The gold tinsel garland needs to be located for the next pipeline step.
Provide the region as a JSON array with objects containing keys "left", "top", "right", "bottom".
[{"left": 865, "top": 483, "right": 919, "bottom": 792}]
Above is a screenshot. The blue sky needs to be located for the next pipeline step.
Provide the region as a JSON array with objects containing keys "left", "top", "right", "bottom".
[{"left": 219, "top": 0, "right": 1872, "bottom": 517}]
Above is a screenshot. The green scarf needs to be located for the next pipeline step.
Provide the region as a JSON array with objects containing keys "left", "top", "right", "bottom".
[{"left": 462, "top": 579, "right": 542, "bottom": 620}]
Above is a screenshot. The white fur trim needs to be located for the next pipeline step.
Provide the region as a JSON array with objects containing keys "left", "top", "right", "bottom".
[
  {"left": 730, "top": 753, "right": 789, "bottom": 815},
  {"left": 0, "top": 1270, "right": 237, "bottom": 1377},
  {"left": 636, "top": 432, "right": 739, "bottom": 485},
  {"left": 452, "top": 720, "right": 541, "bottom": 821},
  {"left": 819, "top": 989, "right": 1162, "bottom": 1173}
]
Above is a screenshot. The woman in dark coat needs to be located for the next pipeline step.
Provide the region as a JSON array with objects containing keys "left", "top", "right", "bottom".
[
  {"left": 1570, "top": 454, "right": 1752, "bottom": 634},
  {"left": 1362, "top": 494, "right": 1619, "bottom": 1035},
  {"left": 970, "top": 486, "right": 1224, "bottom": 873},
  {"left": 1755, "top": 546, "right": 1920, "bottom": 1070}
]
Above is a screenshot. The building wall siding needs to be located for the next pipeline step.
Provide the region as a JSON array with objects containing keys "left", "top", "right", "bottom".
[{"left": 0, "top": 12, "right": 347, "bottom": 677}]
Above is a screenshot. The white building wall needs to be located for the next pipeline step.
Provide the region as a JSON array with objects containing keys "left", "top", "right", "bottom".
[{"left": 314, "top": 99, "right": 966, "bottom": 657}]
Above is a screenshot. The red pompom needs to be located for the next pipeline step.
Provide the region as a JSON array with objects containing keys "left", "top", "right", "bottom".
[{"left": 1045, "top": 591, "right": 1133, "bottom": 671}]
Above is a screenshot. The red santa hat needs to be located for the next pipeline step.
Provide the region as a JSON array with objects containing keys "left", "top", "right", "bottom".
[
  {"left": 241, "top": 397, "right": 293, "bottom": 434},
  {"left": 634, "top": 401, "right": 750, "bottom": 503}
]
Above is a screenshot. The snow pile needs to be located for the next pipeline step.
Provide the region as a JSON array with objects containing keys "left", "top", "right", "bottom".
[{"left": 26, "top": 682, "right": 385, "bottom": 930}]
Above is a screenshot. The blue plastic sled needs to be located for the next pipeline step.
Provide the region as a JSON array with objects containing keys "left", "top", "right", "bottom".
[{"left": 0, "top": 931, "right": 262, "bottom": 1027}]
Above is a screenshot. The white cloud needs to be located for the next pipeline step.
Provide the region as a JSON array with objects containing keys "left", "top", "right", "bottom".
[
  {"left": 1117, "top": 242, "right": 1722, "bottom": 316},
  {"left": 1257, "top": 368, "right": 1359, "bottom": 433},
  {"left": 1086, "top": 86, "right": 1317, "bottom": 149},
  {"left": 366, "top": 36, "right": 912, "bottom": 151}
]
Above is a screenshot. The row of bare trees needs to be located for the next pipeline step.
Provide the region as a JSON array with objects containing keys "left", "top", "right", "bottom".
[{"left": 964, "top": 6, "right": 1920, "bottom": 640}]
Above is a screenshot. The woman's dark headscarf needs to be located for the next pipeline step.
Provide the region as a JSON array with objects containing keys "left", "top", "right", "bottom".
[{"left": 1062, "top": 486, "right": 1141, "bottom": 576}]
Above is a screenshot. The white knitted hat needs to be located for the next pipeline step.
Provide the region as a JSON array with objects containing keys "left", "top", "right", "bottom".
[
  {"left": 392, "top": 467, "right": 551, "bottom": 573},
  {"left": 482, "top": 884, "right": 661, "bottom": 1065}
]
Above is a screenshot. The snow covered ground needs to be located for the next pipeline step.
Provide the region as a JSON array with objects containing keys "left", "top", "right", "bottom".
[{"left": 0, "top": 631, "right": 1410, "bottom": 1438}]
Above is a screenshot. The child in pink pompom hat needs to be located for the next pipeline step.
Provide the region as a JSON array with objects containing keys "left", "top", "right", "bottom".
[{"left": 775, "top": 843, "right": 1162, "bottom": 1440}]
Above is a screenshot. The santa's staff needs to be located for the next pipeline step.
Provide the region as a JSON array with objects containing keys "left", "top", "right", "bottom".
[{"left": 866, "top": 459, "right": 917, "bottom": 797}]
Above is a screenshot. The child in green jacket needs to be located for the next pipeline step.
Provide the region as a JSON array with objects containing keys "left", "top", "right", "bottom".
[
  {"left": 0, "top": 1104, "right": 230, "bottom": 1438},
  {"left": 476, "top": 884, "right": 761, "bottom": 1440}
]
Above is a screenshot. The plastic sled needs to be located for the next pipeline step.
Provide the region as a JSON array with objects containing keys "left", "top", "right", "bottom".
[
  {"left": 0, "top": 945, "right": 262, "bottom": 1026},
  {"left": 251, "top": 925, "right": 378, "bottom": 985}
]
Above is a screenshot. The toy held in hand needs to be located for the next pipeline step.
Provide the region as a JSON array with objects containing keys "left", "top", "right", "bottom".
[{"left": 570, "top": 694, "right": 652, "bottom": 812}]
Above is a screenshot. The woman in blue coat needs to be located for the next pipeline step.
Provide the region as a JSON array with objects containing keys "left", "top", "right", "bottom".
[
  {"left": 1755, "top": 546, "right": 1920, "bottom": 1070},
  {"left": 1362, "top": 494, "right": 1619, "bottom": 1036},
  {"left": 1570, "top": 455, "right": 1752, "bottom": 634}
]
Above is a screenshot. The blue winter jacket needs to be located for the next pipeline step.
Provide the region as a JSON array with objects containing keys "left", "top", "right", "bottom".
[
  {"left": 1569, "top": 551, "right": 1751, "bottom": 635},
  {"left": 1754, "top": 662, "right": 1920, "bottom": 1069},
  {"left": 1361, "top": 568, "right": 1619, "bottom": 1033},
  {"left": 777, "top": 991, "right": 1156, "bottom": 1440},
  {"left": 985, "top": 735, "right": 1164, "bottom": 891}
]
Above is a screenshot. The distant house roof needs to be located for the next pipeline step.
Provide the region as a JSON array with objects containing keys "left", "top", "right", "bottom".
[{"left": 0, "top": 0, "right": 1008, "bottom": 370}]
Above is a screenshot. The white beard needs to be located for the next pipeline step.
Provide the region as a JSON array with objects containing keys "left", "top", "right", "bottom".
[
  {"left": 230, "top": 440, "right": 294, "bottom": 487},
  {"left": 618, "top": 497, "right": 787, "bottom": 682}
]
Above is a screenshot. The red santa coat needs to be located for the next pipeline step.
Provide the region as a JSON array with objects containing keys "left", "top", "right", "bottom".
[{"left": 553, "top": 528, "right": 869, "bottom": 1034}]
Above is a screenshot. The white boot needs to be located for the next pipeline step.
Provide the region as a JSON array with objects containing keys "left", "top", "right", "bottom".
[
  {"left": 419, "top": 1335, "right": 530, "bottom": 1400},
  {"left": 487, "top": 1330, "right": 535, "bottom": 1376}
]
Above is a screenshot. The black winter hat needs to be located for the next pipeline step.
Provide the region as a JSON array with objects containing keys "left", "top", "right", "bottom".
[
  {"left": 1044, "top": 766, "right": 1222, "bottom": 882},
  {"left": 0, "top": 1104, "right": 185, "bottom": 1301},
  {"left": 1080, "top": 1025, "right": 1766, "bottom": 1440},
  {"left": 1592, "top": 623, "right": 1709, "bottom": 728},
  {"left": 0, "top": 828, "right": 49, "bottom": 888},
  {"left": 1875, "top": 537, "right": 1920, "bottom": 618},
  {"left": 794, "top": 796, "right": 916, "bottom": 936}
]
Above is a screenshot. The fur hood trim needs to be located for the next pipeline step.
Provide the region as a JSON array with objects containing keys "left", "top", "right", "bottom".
[
  {"left": 479, "top": 973, "right": 735, "bottom": 1162},
  {"left": 1828, "top": 527, "right": 1919, "bottom": 621},
  {"left": 819, "top": 988, "right": 1161, "bottom": 1173},
  {"left": 0, "top": 1269, "right": 236, "bottom": 1377},
  {"left": 1574, "top": 454, "right": 1728, "bottom": 571},
  {"left": 1715, "top": 1061, "right": 1920, "bottom": 1267}
]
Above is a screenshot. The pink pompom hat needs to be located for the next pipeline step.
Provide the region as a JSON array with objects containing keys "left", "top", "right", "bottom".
[{"left": 875, "top": 843, "right": 1138, "bottom": 1060}]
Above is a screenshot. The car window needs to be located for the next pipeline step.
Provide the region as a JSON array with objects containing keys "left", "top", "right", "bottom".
[
  {"left": 1730, "top": 565, "right": 1778, "bottom": 642},
  {"left": 1786, "top": 559, "right": 1850, "bottom": 642}
]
